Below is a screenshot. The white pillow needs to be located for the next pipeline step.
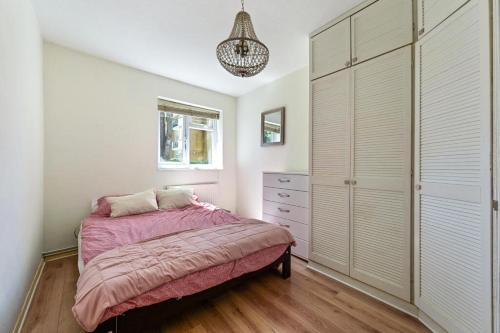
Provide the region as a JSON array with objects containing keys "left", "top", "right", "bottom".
[
  {"left": 106, "top": 190, "right": 158, "bottom": 218},
  {"left": 156, "top": 188, "right": 196, "bottom": 210}
]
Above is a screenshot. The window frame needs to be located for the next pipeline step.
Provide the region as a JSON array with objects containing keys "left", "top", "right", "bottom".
[{"left": 157, "top": 100, "right": 223, "bottom": 171}]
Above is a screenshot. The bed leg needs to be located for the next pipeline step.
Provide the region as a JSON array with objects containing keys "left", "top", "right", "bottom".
[
  {"left": 93, "top": 315, "right": 117, "bottom": 333},
  {"left": 105, "top": 316, "right": 118, "bottom": 333},
  {"left": 282, "top": 246, "right": 291, "bottom": 279}
]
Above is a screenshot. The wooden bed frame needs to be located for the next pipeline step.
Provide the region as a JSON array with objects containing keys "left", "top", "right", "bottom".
[{"left": 94, "top": 245, "right": 292, "bottom": 333}]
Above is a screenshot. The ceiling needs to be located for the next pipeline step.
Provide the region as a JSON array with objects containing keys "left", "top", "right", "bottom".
[{"left": 31, "top": 0, "right": 363, "bottom": 96}]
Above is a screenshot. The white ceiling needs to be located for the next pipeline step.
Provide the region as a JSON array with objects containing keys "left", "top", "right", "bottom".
[{"left": 31, "top": 0, "right": 362, "bottom": 96}]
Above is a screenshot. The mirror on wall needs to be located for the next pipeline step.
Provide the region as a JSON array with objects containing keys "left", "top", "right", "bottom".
[{"left": 261, "top": 107, "right": 285, "bottom": 146}]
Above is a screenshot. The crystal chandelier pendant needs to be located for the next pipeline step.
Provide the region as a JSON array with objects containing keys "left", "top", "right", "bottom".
[{"left": 216, "top": 0, "right": 269, "bottom": 77}]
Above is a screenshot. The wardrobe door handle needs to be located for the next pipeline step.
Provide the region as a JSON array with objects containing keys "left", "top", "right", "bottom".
[
  {"left": 351, "top": 180, "right": 357, "bottom": 185},
  {"left": 352, "top": 57, "right": 358, "bottom": 63},
  {"left": 345, "top": 60, "right": 351, "bottom": 67},
  {"left": 278, "top": 193, "right": 290, "bottom": 198},
  {"left": 278, "top": 178, "right": 290, "bottom": 183},
  {"left": 344, "top": 179, "right": 350, "bottom": 185},
  {"left": 278, "top": 208, "right": 290, "bottom": 213}
]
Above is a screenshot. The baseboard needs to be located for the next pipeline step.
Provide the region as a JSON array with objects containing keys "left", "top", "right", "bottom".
[
  {"left": 307, "top": 261, "right": 419, "bottom": 316},
  {"left": 307, "top": 261, "right": 448, "bottom": 333},
  {"left": 43, "top": 246, "right": 78, "bottom": 262},
  {"left": 11, "top": 258, "right": 45, "bottom": 333},
  {"left": 418, "top": 310, "right": 447, "bottom": 333}
]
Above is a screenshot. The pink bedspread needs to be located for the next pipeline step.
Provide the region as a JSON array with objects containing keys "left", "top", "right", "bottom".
[
  {"left": 101, "top": 244, "right": 287, "bottom": 324},
  {"left": 77, "top": 204, "right": 292, "bottom": 332},
  {"left": 74, "top": 221, "right": 294, "bottom": 331},
  {"left": 82, "top": 203, "right": 240, "bottom": 264}
]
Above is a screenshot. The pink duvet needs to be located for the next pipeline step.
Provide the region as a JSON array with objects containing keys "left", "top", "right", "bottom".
[
  {"left": 82, "top": 202, "right": 240, "bottom": 264},
  {"left": 101, "top": 244, "right": 287, "bottom": 325},
  {"left": 78, "top": 204, "right": 291, "bottom": 332},
  {"left": 75, "top": 220, "right": 294, "bottom": 331}
]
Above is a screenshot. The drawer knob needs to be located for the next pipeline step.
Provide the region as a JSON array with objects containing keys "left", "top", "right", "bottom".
[
  {"left": 278, "top": 178, "right": 291, "bottom": 183},
  {"left": 278, "top": 208, "right": 290, "bottom": 213},
  {"left": 278, "top": 193, "right": 290, "bottom": 198}
]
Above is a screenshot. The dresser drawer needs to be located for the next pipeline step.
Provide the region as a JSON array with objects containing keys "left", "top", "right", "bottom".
[
  {"left": 263, "top": 201, "right": 308, "bottom": 224},
  {"left": 263, "top": 214, "right": 308, "bottom": 241},
  {"left": 263, "top": 173, "right": 308, "bottom": 191},
  {"left": 263, "top": 187, "right": 309, "bottom": 208},
  {"left": 292, "top": 238, "right": 308, "bottom": 259}
]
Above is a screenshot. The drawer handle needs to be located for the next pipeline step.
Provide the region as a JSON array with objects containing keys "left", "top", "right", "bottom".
[
  {"left": 278, "top": 193, "right": 290, "bottom": 198},
  {"left": 278, "top": 223, "right": 290, "bottom": 228},
  {"left": 278, "top": 178, "right": 291, "bottom": 183},
  {"left": 278, "top": 208, "right": 290, "bottom": 213}
]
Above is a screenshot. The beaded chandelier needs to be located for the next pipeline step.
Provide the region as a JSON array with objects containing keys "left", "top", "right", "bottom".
[{"left": 216, "top": 0, "right": 269, "bottom": 77}]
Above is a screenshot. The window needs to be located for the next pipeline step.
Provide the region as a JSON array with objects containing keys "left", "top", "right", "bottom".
[{"left": 158, "top": 98, "right": 222, "bottom": 169}]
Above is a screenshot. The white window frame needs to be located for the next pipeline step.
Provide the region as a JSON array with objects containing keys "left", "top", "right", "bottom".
[{"left": 157, "top": 100, "right": 223, "bottom": 171}]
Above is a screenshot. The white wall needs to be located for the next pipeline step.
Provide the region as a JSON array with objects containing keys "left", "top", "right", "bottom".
[
  {"left": 43, "top": 43, "right": 237, "bottom": 251},
  {"left": 236, "top": 67, "right": 309, "bottom": 218},
  {"left": 0, "top": 0, "right": 44, "bottom": 331}
]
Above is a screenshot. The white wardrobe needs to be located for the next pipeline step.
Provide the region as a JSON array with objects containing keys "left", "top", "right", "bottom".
[
  {"left": 309, "top": 0, "right": 493, "bottom": 332},
  {"left": 310, "top": 0, "right": 413, "bottom": 302}
]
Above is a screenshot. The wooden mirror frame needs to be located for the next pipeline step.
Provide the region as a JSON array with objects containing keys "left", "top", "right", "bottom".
[{"left": 261, "top": 107, "right": 285, "bottom": 146}]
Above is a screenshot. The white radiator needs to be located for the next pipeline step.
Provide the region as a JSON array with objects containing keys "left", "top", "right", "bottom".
[{"left": 165, "top": 182, "right": 218, "bottom": 205}]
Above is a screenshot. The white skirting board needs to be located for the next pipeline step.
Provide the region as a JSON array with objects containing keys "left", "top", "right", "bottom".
[
  {"left": 11, "top": 258, "right": 45, "bottom": 333},
  {"left": 418, "top": 311, "right": 448, "bottom": 333},
  {"left": 307, "top": 261, "right": 447, "bottom": 333}
]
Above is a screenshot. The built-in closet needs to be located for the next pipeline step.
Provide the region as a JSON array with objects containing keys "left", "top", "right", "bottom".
[
  {"left": 308, "top": 0, "right": 493, "bottom": 332},
  {"left": 310, "top": 0, "right": 413, "bottom": 301}
]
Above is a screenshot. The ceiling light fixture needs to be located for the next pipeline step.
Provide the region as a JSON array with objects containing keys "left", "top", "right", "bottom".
[{"left": 216, "top": 0, "right": 269, "bottom": 78}]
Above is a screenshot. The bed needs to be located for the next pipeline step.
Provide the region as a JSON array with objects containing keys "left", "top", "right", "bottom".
[{"left": 74, "top": 197, "right": 294, "bottom": 332}]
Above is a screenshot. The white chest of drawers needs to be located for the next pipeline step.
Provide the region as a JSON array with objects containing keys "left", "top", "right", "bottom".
[{"left": 262, "top": 172, "right": 309, "bottom": 259}]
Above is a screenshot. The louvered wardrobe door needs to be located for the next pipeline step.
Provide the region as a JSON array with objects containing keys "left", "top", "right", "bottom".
[
  {"left": 415, "top": 1, "right": 492, "bottom": 332},
  {"left": 351, "top": 0, "right": 413, "bottom": 65},
  {"left": 310, "top": 18, "right": 351, "bottom": 80},
  {"left": 417, "top": 0, "right": 469, "bottom": 38},
  {"left": 310, "top": 69, "right": 350, "bottom": 275},
  {"left": 350, "top": 46, "right": 412, "bottom": 301}
]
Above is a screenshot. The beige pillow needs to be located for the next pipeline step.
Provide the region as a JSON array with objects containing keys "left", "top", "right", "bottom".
[
  {"left": 106, "top": 190, "right": 158, "bottom": 218},
  {"left": 156, "top": 188, "right": 196, "bottom": 210}
]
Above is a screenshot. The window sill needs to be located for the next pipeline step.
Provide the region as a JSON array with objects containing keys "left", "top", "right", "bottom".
[{"left": 158, "top": 165, "right": 223, "bottom": 171}]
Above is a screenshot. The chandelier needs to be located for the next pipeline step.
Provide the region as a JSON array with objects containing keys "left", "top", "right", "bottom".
[{"left": 216, "top": 0, "right": 269, "bottom": 77}]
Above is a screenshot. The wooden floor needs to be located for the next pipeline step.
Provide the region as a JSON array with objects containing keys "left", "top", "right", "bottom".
[{"left": 23, "top": 255, "right": 430, "bottom": 333}]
